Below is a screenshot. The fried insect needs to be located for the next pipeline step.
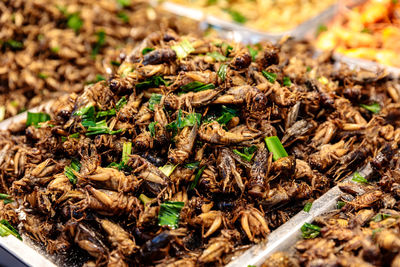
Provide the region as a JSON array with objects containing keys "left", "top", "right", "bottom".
[{"left": 1, "top": 34, "right": 400, "bottom": 267}]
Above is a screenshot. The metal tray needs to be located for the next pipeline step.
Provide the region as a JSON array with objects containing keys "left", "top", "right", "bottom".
[
  {"left": 158, "top": 1, "right": 338, "bottom": 43},
  {"left": 0, "top": 102, "right": 57, "bottom": 267},
  {"left": 333, "top": 53, "right": 400, "bottom": 78},
  {"left": 226, "top": 164, "right": 373, "bottom": 267},
  {"left": 0, "top": 104, "right": 375, "bottom": 267}
]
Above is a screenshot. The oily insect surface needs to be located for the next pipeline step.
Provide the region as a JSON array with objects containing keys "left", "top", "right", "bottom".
[{"left": 0, "top": 35, "right": 400, "bottom": 266}]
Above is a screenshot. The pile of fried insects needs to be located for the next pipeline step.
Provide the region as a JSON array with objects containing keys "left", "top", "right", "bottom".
[
  {"left": 264, "top": 152, "right": 400, "bottom": 267},
  {"left": 0, "top": 33, "right": 399, "bottom": 266}
]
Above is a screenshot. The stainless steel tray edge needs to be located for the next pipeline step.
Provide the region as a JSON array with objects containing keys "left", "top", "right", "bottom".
[
  {"left": 159, "top": 1, "right": 338, "bottom": 43},
  {"left": 0, "top": 235, "right": 57, "bottom": 267},
  {"left": 226, "top": 164, "right": 373, "bottom": 267}
]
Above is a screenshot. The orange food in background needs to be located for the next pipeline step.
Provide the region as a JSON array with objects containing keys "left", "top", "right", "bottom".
[{"left": 316, "top": 0, "right": 400, "bottom": 67}]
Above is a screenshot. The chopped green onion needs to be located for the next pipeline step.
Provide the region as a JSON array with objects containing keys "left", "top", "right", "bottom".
[
  {"left": 306, "top": 66, "right": 312, "bottom": 72},
  {"left": 189, "top": 165, "right": 206, "bottom": 190},
  {"left": 69, "top": 133, "right": 80, "bottom": 139},
  {"left": 117, "top": 12, "right": 129, "bottom": 23},
  {"left": 67, "top": 13, "right": 83, "bottom": 33},
  {"left": 181, "top": 81, "right": 215, "bottom": 92},
  {"left": 166, "top": 110, "right": 200, "bottom": 135},
  {"left": 74, "top": 105, "right": 96, "bottom": 127},
  {"left": 64, "top": 159, "right": 81, "bottom": 184},
  {"left": 158, "top": 201, "right": 184, "bottom": 229},
  {"left": 116, "top": 96, "right": 127, "bottom": 111},
  {"left": 265, "top": 136, "right": 288, "bottom": 161},
  {"left": 215, "top": 105, "right": 237, "bottom": 125},
  {"left": 96, "top": 109, "right": 116, "bottom": 118},
  {"left": 0, "top": 220, "right": 22, "bottom": 240},
  {"left": 219, "top": 42, "right": 233, "bottom": 56},
  {"left": 232, "top": 145, "right": 257, "bottom": 162},
  {"left": 303, "top": 202, "right": 312, "bottom": 212},
  {"left": 159, "top": 164, "right": 178, "bottom": 177},
  {"left": 50, "top": 46, "right": 60, "bottom": 53},
  {"left": 148, "top": 93, "right": 163, "bottom": 111},
  {"left": 171, "top": 39, "right": 195, "bottom": 60},
  {"left": 352, "top": 171, "right": 368, "bottom": 184},
  {"left": 0, "top": 193, "right": 12, "bottom": 204},
  {"left": 372, "top": 213, "right": 391, "bottom": 222},
  {"left": 301, "top": 223, "right": 321, "bottom": 239},
  {"left": 26, "top": 112, "right": 51, "bottom": 127},
  {"left": 337, "top": 201, "right": 346, "bottom": 209},
  {"left": 316, "top": 24, "right": 328, "bottom": 36},
  {"left": 117, "top": 0, "right": 131, "bottom": 7},
  {"left": 247, "top": 45, "right": 258, "bottom": 61},
  {"left": 38, "top": 73, "right": 48, "bottom": 79},
  {"left": 185, "top": 161, "right": 200, "bottom": 170},
  {"left": 217, "top": 64, "right": 228, "bottom": 82},
  {"left": 177, "top": 111, "right": 201, "bottom": 128},
  {"left": 110, "top": 60, "right": 121, "bottom": 67},
  {"left": 121, "top": 142, "right": 132, "bottom": 165},
  {"left": 92, "top": 30, "right": 106, "bottom": 57},
  {"left": 360, "top": 103, "right": 380, "bottom": 114},
  {"left": 3, "top": 40, "right": 23, "bottom": 50},
  {"left": 206, "top": 51, "right": 227, "bottom": 61},
  {"left": 142, "top": 47, "right": 155, "bottom": 55},
  {"left": 0, "top": 193, "right": 11, "bottom": 200},
  {"left": 262, "top": 70, "right": 277, "bottom": 83},
  {"left": 136, "top": 76, "right": 168, "bottom": 90},
  {"left": 283, "top": 77, "right": 292, "bottom": 87},
  {"left": 86, "top": 120, "right": 123, "bottom": 136},
  {"left": 139, "top": 194, "right": 153, "bottom": 205},
  {"left": 207, "top": 0, "right": 217, "bottom": 5},
  {"left": 149, "top": 121, "right": 158, "bottom": 137},
  {"left": 95, "top": 74, "right": 106, "bottom": 82},
  {"left": 3, "top": 199, "right": 13, "bottom": 205},
  {"left": 224, "top": 9, "right": 247, "bottom": 24}
]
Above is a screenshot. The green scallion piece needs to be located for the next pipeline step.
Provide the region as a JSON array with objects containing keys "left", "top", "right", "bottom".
[
  {"left": 262, "top": 70, "right": 277, "bottom": 83},
  {"left": 139, "top": 194, "right": 153, "bottom": 205},
  {"left": 360, "top": 103, "right": 380, "bottom": 114},
  {"left": 217, "top": 64, "right": 228, "bottom": 82},
  {"left": 121, "top": 142, "right": 132, "bottom": 165},
  {"left": 64, "top": 159, "right": 81, "bottom": 184},
  {"left": 181, "top": 81, "right": 215, "bottom": 92},
  {"left": 158, "top": 201, "right": 184, "bottom": 229},
  {"left": 301, "top": 223, "right": 321, "bottom": 239},
  {"left": 283, "top": 77, "right": 292, "bottom": 87},
  {"left": 159, "top": 164, "right": 178, "bottom": 177},
  {"left": 264, "top": 136, "right": 288, "bottom": 161},
  {"left": 142, "top": 47, "right": 155, "bottom": 55},
  {"left": 148, "top": 93, "right": 163, "bottom": 111},
  {"left": 352, "top": 171, "right": 368, "bottom": 184},
  {"left": 206, "top": 51, "right": 227, "bottom": 61},
  {"left": 0, "top": 220, "right": 22, "bottom": 240},
  {"left": 26, "top": 112, "right": 51, "bottom": 127},
  {"left": 149, "top": 121, "right": 158, "bottom": 137},
  {"left": 171, "top": 39, "right": 194, "bottom": 60},
  {"left": 116, "top": 96, "right": 127, "bottom": 111},
  {"left": 337, "top": 201, "right": 346, "bottom": 209},
  {"left": 189, "top": 166, "right": 206, "bottom": 190},
  {"left": 184, "top": 161, "right": 200, "bottom": 170},
  {"left": 303, "top": 202, "right": 312, "bottom": 212}
]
